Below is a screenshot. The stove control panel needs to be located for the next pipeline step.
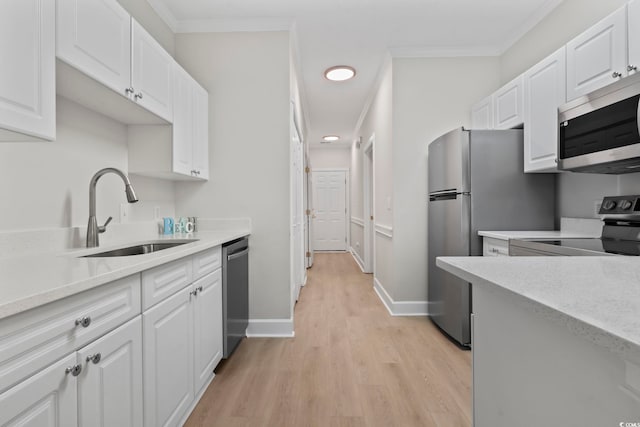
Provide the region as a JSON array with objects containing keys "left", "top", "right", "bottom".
[{"left": 599, "top": 195, "right": 640, "bottom": 214}]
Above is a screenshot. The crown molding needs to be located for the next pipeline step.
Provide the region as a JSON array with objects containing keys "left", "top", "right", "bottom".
[
  {"left": 146, "top": 0, "right": 179, "bottom": 32},
  {"left": 496, "top": 0, "right": 564, "bottom": 54},
  {"left": 389, "top": 45, "right": 501, "bottom": 58},
  {"left": 176, "top": 17, "right": 292, "bottom": 33}
]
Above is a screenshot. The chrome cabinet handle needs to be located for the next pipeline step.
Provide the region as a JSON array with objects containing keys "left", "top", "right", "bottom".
[
  {"left": 135, "top": 92, "right": 143, "bottom": 100},
  {"left": 65, "top": 364, "right": 82, "bottom": 376},
  {"left": 612, "top": 71, "right": 623, "bottom": 78},
  {"left": 628, "top": 65, "right": 638, "bottom": 72},
  {"left": 75, "top": 316, "right": 92, "bottom": 328},
  {"left": 125, "top": 87, "right": 134, "bottom": 95},
  {"left": 86, "top": 353, "right": 101, "bottom": 364}
]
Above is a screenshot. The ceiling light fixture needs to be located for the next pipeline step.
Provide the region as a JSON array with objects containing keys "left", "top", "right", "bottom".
[
  {"left": 324, "top": 66, "right": 356, "bottom": 82},
  {"left": 322, "top": 135, "right": 340, "bottom": 142}
]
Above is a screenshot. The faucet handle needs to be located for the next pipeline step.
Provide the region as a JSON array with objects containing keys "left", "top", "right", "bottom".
[{"left": 98, "top": 216, "right": 113, "bottom": 233}]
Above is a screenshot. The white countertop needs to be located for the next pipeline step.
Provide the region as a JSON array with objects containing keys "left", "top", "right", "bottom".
[
  {"left": 436, "top": 256, "right": 640, "bottom": 361},
  {"left": 0, "top": 230, "right": 249, "bottom": 320},
  {"left": 478, "top": 230, "right": 600, "bottom": 240}
]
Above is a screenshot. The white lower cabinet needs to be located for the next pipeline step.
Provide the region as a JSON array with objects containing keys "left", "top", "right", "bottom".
[
  {"left": 143, "top": 266, "right": 223, "bottom": 427},
  {"left": 143, "top": 287, "right": 194, "bottom": 427},
  {"left": 193, "top": 269, "right": 223, "bottom": 393},
  {"left": 482, "top": 237, "right": 509, "bottom": 257},
  {"left": 0, "top": 353, "right": 78, "bottom": 427},
  {"left": 0, "top": 316, "right": 142, "bottom": 427},
  {"left": 77, "top": 316, "right": 143, "bottom": 427}
]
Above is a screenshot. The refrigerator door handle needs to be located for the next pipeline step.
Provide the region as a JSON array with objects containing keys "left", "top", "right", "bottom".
[{"left": 429, "top": 191, "right": 470, "bottom": 201}]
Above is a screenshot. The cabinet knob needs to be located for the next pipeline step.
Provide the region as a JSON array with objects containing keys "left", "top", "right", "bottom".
[
  {"left": 135, "top": 92, "right": 143, "bottom": 100},
  {"left": 65, "top": 364, "right": 82, "bottom": 376},
  {"left": 125, "top": 87, "right": 134, "bottom": 95},
  {"left": 197, "top": 285, "right": 203, "bottom": 292},
  {"left": 75, "top": 316, "right": 92, "bottom": 328},
  {"left": 86, "top": 353, "right": 102, "bottom": 364},
  {"left": 190, "top": 289, "right": 198, "bottom": 296},
  {"left": 628, "top": 65, "right": 638, "bottom": 72},
  {"left": 612, "top": 71, "right": 623, "bottom": 78}
]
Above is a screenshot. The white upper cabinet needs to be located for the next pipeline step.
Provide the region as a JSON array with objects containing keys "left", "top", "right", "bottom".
[
  {"left": 524, "top": 47, "right": 566, "bottom": 173},
  {"left": 493, "top": 75, "right": 524, "bottom": 130},
  {"left": 129, "top": 63, "right": 209, "bottom": 181},
  {"left": 566, "top": 5, "right": 628, "bottom": 101},
  {"left": 131, "top": 19, "right": 173, "bottom": 122},
  {"left": 629, "top": 0, "right": 640, "bottom": 75},
  {"left": 57, "top": 1, "right": 173, "bottom": 124},
  {"left": 0, "top": 0, "right": 55, "bottom": 141},
  {"left": 56, "top": 0, "right": 131, "bottom": 97},
  {"left": 471, "top": 95, "right": 493, "bottom": 129}
]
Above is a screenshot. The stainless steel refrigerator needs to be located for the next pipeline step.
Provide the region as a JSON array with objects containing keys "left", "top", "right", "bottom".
[{"left": 427, "top": 128, "right": 555, "bottom": 347}]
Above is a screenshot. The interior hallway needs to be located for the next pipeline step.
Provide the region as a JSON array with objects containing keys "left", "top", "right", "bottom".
[{"left": 185, "top": 253, "right": 472, "bottom": 426}]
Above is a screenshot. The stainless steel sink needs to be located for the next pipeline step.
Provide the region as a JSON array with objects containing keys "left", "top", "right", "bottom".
[{"left": 82, "top": 240, "right": 197, "bottom": 257}]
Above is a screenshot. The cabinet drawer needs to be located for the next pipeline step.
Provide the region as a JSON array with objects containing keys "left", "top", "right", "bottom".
[
  {"left": 0, "top": 274, "right": 141, "bottom": 393},
  {"left": 192, "top": 246, "right": 222, "bottom": 280},
  {"left": 142, "top": 258, "right": 193, "bottom": 310},
  {"left": 482, "top": 237, "right": 509, "bottom": 257}
]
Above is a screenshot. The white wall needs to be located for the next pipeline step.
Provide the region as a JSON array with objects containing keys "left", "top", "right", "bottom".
[
  {"left": 391, "top": 56, "right": 500, "bottom": 302},
  {"left": 499, "top": 0, "right": 635, "bottom": 218},
  {"left": 309, "top": 147, "right": 350, "bottom": 170},
  {"left": 173, "top": 32, "right": 292, "bottom": 321}
]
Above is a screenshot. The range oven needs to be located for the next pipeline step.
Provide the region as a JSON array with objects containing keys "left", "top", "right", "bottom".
[{"left": 510, "top": 195, "right": 640, "bottom": 256}]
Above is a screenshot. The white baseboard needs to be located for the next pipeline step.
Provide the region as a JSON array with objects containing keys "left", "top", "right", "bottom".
[
  {"left": 373, "top": 278, "right": 429, "bottom": 316},
  {"left": 246, "top": 318, "right": 295, "bottom": 337},
  {"left": 350, "top": 247, "right": 366, "bottom": 272}
]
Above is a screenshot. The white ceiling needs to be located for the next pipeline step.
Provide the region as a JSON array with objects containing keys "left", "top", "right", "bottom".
[{"left": 147, "top": 0, "right": 563, "bottom": 147}]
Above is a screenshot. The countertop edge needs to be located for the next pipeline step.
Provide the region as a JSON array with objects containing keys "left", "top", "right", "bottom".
[
  {"left": 436, "top": 256, "right": 640, "bottom": 362},
  {"left": 0, "top": 230, "right": 249, "bottom": 321}
]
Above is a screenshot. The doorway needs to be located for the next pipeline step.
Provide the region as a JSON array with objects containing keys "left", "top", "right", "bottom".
[
  {"left": 312, "top": 169, "right": 348, "bottom": 251},
  {"left": 363, "top": 135, "right": 375, "bottom": 274}
]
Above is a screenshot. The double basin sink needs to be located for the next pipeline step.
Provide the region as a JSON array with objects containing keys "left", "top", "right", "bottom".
[{"left": 82, "top": 240, "right": 197, "bottom": 257}]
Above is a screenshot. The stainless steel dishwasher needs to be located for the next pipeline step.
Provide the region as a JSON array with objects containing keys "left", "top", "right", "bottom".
[{"left": 222, "top": 237, "right": 249, "bottom": 358}]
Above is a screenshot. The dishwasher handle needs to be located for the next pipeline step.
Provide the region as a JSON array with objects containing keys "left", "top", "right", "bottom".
[{"left": 227, "top": 248, "right": 249, "bottom": 261}]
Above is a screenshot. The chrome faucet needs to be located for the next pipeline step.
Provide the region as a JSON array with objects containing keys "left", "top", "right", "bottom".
[{"left": 87, "top": 168, "right": 138, "bottom": 248}]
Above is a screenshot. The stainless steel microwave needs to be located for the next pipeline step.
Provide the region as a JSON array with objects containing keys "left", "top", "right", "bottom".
[{"left": 558, "top": 72, "right": 640, "bottom": 174}]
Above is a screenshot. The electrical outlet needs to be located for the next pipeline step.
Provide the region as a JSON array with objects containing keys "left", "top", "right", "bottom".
[{"left": 120, "top": 203, "right": 128, "bottom": 223}]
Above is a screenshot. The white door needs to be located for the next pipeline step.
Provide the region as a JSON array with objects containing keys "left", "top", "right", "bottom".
[
  {"left": 313, "top": 170, "right": 347, "bottom": 251},
  {"left": 0, "top": 353, "right": 77, "bottom": 426},
  {"left": 290, "top": 106, "right": 305, "bottom": 305},
  {"left": 131, "top": 19, "right": 173, "bottom": 122},
  {"left": 305, "top": 155, "right": 314, "bottom": 268},
  {"left": 192, "top": 270, "right": 222, "bottom": 394},
  {"left": 0, "top": 0, "right": 55, "bottom": 141},
  {"left": 143, "top": 288, "right": 194, "bottom": 427},
  {"left": 56, "top": 0, "right": 131, "bottom": 97},
  {"left": 566, "top": 5, "right": 627, "bottom": 101},
  {"left": 77, "top": 316, "right": 143, "bottom": 427},
  {"left": 524, "top": 46, "right": 566, "bottom": 173}
]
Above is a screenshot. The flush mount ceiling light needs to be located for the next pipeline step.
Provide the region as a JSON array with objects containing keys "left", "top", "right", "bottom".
[
  {"left": 324, "top": 66, "right": 356, "bottom": 82},
  {"left": 322, "top": 135, "right": 340, "bottom": 142}
]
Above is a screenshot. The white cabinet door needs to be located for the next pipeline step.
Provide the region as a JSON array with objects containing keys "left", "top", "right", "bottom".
[
  {"left": 143, "top": 287, "right": 194, "bottom": 427},
  {"left": 191, "top": 81, "right": 210, "bottom": 180},
  {"left": 131, "top": 19, "right": 173, "bottom": 123},
  {"left": 77, "top": 316, "right": 143, "bottom": 427},
  {"left": 0, "top": 0, "right": 55, "bottom": 141},
  {"left": 629, "top": 0, "right": 640, "bottom": 75},
  {"left": 524, "top": 47, "right": 566, "bottom": 173},
  {"left": 566, "top": 5, "right": 627, "bottom": 101},
  {"left": 493, "top": 75, "right": 524, "bottom": 130},
  {"left": 0, "top": 354, "right": 77, "bottom": 426},
  {"left": 172, "top": 64, "right": 193, "bottom": 177},
  {"left": 470, "top": 95, "right": 493, "bottom": 129},
  {"left": 57, "top": 0, "right": 131, "bottom": 97},
  {"left": 193, "top": 269, "right": 223, "bottom": 394}
]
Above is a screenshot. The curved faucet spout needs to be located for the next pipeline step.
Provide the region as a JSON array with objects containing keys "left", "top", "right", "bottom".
[{"left": 87, "top": 168, "right": 139, "bottom": 248}]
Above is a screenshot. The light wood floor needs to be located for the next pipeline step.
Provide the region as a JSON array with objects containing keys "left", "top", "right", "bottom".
[{"left": 185, "top": 253, "right": 471, "bottom": 427}]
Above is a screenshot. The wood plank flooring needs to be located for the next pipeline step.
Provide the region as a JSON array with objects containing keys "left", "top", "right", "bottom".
[{"left": 185, "top": 253, "right": 471, "bottom": 427}]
